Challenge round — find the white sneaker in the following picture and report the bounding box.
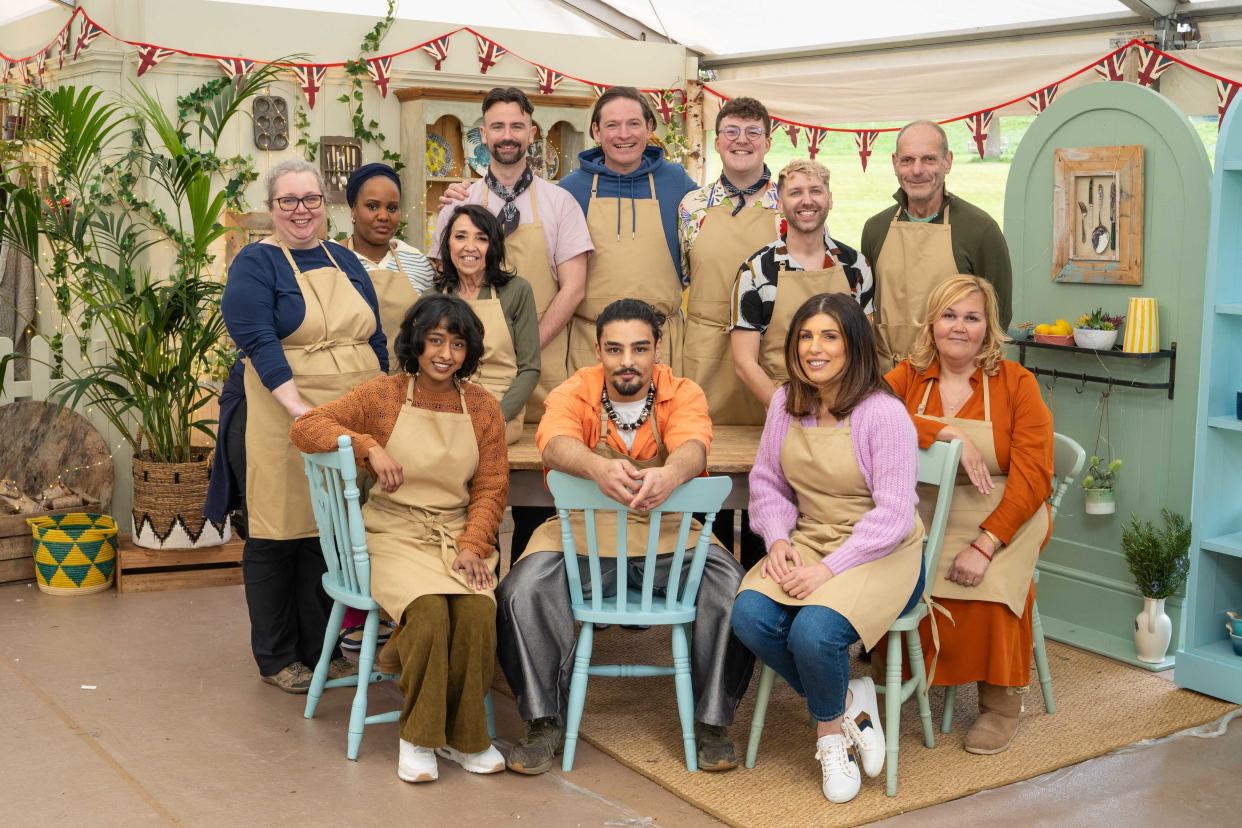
[435,743,505,774]
[398,739,438,782]
[843,676,885,778]
[815,734,861,804]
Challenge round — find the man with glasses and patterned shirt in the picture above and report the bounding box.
[678,96,781,569]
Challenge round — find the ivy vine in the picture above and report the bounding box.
[338,0,403,171]
[293,99,317,162]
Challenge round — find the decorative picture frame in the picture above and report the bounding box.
[1052,145,1144,285]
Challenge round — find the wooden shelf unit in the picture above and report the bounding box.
[1174,104,1242,703]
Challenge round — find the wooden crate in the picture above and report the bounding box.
[0,508,75,584]
[116,533,244,593]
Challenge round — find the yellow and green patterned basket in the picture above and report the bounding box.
[27,513,118,596]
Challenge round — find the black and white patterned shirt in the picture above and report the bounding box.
[729,225,875,333]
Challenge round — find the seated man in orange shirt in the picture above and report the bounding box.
[496,298,754,775]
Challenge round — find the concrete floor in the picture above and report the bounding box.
[2,579,1240,827]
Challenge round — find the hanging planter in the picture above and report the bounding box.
[1082,387,1121,516]
[1084,485,1117,514]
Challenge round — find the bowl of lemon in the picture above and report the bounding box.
[1033,319,1075,346]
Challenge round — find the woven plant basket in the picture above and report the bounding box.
[131,429,231,549]
[29,513,118,595]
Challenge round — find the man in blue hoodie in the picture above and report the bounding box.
[559,86,697,375]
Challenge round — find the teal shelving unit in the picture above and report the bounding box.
[1173,103,1242,703]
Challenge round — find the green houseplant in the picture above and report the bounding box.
[1081,454,1122,515]
[0,69,280,547]
[1121,509,1191,663]
[1072,307,1125,350]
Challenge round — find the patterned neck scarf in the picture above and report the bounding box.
[719,164,772,217]
[485,165,534,236]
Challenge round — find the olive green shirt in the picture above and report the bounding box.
[861,189,1012,328]
[433,277,540,422]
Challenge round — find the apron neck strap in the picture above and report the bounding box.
[319,241,343,272]
[916,381,934,415]
[917,366,991,420]
[892,198,951,225]
[277,241,301,274]
[405,376,415,405]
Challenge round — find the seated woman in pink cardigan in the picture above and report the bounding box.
[730,293,925,806]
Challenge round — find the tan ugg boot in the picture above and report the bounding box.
[963,682,1023,755]
[375,624,403,675]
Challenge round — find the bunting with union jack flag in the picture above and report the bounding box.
[73,19,104,61]
[1218,79,1240,128]
[216,57,254,84]
[536,66,565,95]
[1134,50,1174,88]
[367,56,393,97]
[421,36,451,71]
[854,130,879,170]
[1094,49,1129,82]
[966,111,993,159]
[783,122,800,147]
[474,34,507,74]
[135,45,177,77]
[292,64,328,109]
[806,127,827,161]
[1026,83,1059,113]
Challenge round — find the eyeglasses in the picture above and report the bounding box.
[271,194,324,211]
[719,125,767,142]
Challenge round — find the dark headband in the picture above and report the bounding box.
[345,162,401,207]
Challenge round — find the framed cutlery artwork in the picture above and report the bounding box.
[319,136,363,204]
[1052,145,1144,285]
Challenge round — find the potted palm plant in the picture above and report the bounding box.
[1081,455,1122,515]
[1121,509,1191,663]
[0,70,278,548]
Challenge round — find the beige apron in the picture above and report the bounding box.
[738,417,924,649]
[875,203,958,371]
[243,242,382,540]
[683,201,775,426]
[522,405,708,560]
[363,380,497,619]
[464,284,524,445]
[758,262,852,384]
[913,376,1049,616]
[345,237,421,373]
[486,187,564,424]
[568,174,684,375]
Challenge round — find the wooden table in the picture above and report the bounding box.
[507,426,762,510]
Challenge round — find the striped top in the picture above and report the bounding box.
[347,237,437,293]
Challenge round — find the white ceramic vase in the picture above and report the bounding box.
[1135,597,1173,664]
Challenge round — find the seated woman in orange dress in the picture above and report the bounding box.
[879,275,1053,755]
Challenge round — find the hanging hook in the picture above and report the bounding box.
[1075,373,1088,394]
[1044,368,1059,393]
[1104,376,1114,399]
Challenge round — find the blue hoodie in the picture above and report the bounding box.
[560,145,697,285]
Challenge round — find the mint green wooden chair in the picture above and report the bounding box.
[547,470,732,773]
[939,432,1085,731]
[744,439,962,798]
[301,435,495,759]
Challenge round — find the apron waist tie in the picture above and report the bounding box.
[289,338,369,354]
[920,596,954,689]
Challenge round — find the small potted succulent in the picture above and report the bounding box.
[1082,455,1122,515]
[1073,307,1125,350]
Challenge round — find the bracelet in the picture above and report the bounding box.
[969,541,993,561]
[981,528,1002,548]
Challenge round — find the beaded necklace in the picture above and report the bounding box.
[601,381,656,431]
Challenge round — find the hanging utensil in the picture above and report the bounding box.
[1078,200,1088,245]
[1109,181,1117,253]
[1092,182,1110,254]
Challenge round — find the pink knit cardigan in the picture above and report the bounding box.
[748,386,919,575]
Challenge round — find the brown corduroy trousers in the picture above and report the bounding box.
[397,594,495,752]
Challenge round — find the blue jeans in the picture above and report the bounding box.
[731,566,925,721]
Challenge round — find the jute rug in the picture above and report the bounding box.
[530,629,1237,828]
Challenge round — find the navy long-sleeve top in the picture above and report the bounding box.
[221,241,389,389]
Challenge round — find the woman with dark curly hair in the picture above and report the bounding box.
[434,204,540,443]
[291,293,509,783]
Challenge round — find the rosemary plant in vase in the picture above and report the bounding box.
[1121,509,1191,663]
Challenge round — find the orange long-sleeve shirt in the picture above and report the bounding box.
[289,373,508,555]
[885,358,1053,544]
[536,363,712,461]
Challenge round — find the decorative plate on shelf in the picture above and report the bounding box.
[464,123,490,176]
[527,139,560,179]
[425,133,454,178]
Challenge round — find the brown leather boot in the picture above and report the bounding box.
[964,682,1023,755]
[375,624,403,675]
